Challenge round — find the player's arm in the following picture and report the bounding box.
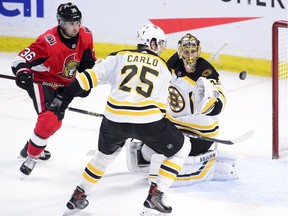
[11,38,48,90]
[46,55,115,118]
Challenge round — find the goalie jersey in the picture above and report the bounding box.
[166,53,226,139]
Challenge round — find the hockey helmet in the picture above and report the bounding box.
[57,2,82,23]
[137,24,167,54]
[177,33,201,68]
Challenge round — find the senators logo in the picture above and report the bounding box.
[168,86,185,112]
[57,54,79,80]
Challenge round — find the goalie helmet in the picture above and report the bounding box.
[178,33,201,71]
[57,2,82,23]
[137,24,167,55]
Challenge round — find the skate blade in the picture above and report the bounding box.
[20,173,28,180]
[63,208,81,216]
[140,207,170,216]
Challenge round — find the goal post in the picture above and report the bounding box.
[272,20,288,159]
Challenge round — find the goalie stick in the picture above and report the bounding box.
[208,41,229,62]
[85,130,254,156]
[183,130,254,145]
[68,107,254,145]
[0,74,64,88]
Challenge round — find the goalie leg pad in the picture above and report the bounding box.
[148,150,217,187]
[214,151,238,181]
[126,141,150,174]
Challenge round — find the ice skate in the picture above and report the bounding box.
[140,183,172,216]
[20,142,51,160]
[20,156,37,176]
[63,186,89,216]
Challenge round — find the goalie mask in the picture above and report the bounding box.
[178,33,201,73]
[137,24,167,55]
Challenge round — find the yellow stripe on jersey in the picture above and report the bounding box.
[82,172,100,183]
[171,69,196,85]
[177,125,219,137]
[163,159,182,171]
[158,159,182,180]
[86,162,105,176]
[76,69,98,91]
[159,169,177,180]
[106,95,166,116]
[106,105,162,116]
[166,112,218,129]
[108,95,166,107]
[82,162,105,184]
[201,97,217,114]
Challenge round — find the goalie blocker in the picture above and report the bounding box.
[126,141,238,187]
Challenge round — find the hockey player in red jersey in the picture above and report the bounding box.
[11,2,96,176]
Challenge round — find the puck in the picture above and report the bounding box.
[239,71,247,80]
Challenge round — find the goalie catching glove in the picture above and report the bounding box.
[192,77,219,115]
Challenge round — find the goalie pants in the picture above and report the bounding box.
[188,136,213,156]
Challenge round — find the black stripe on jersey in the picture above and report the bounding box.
[160,164,179,176]
[160,108,166,114]
[83,70,93,89]
[84,167,102,180]
[176,124,219,134]
[107,101,159,111]
[189,91,194,113]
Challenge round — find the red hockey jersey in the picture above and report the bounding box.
[12,26,96,87]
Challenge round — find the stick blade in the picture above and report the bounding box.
[231,129,254,144]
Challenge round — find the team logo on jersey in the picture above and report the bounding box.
[57,54,79,80]
[167,144,174,149]
[168,86,185,112]
[202,69,212,77]
[44,34,56,46]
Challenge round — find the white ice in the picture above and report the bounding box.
[0,52,287,216]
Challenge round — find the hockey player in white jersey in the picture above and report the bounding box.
[126,33,237,186]
[47,24,191,215]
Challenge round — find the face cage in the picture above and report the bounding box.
[178,45,200,67]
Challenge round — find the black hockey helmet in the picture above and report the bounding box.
[56,2,82,23]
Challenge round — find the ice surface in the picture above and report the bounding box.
[0,53,287,216]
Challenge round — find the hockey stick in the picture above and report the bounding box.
[68,107,253,145]
[208,41,229,62]
[68,107,104,117]
[86,130,254,156]
[0,74,64,88]
[183,130,254,145]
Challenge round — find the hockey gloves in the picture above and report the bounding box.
[46,95,72,120]
[192,77,218,115]
[15,70,33,90]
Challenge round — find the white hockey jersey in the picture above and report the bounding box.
[166,54,226,138]
[76,49,171,123]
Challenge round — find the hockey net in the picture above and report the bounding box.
[272,20,288,159]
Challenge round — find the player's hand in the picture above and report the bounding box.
[46,95,71,120]
[16,70,33,90]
